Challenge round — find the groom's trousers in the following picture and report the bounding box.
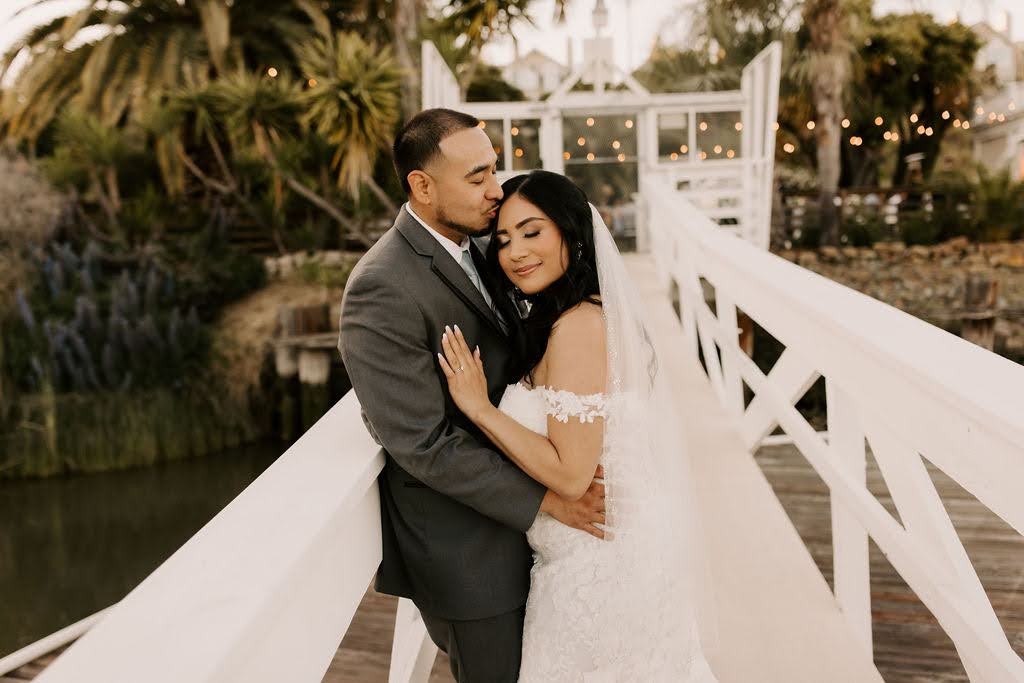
[420,605,526,682]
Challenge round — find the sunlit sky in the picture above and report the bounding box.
[1,0,1022,79]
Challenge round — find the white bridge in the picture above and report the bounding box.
[3,38,1024,683]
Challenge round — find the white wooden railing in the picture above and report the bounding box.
[22,392,429,683]
[642,175,1024,682]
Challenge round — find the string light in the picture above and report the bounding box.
[307,78,317,87]
[734,122,743,131]
[883,131,892,140]
[773,121,780,131]
[577,136,586,146]
[617,153,626,162]
[267,67,278,77]
[511,126,519,136]
[806,121,816,130]
[670,152,679,160]
[916,124,926,134]
[962,121,970,129]
[726,149,736,158]
[783,143,796,153]
[976,106,984,115]
[713,144,722,154]
[478,121,487,129]
[841,118,850,128]
[953,119,962,128]
[909,113,918,123]
[515,148,524,158]
[624,119,634,129]
[700,121,709,131]
[680,144,688,153]
[700,151,708,160]
[874,116,884,125]
[612,140,621,150]
[941,110,950,120]
[1010,102,1017,111]
[586,117,595,127]
[563,151,571,160]
[925,127,934,136]
[586,152,596,161]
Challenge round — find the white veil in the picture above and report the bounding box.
[590,203,719,679]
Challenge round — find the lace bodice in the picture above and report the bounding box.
[497,382,610,560]
[496,382,716,682]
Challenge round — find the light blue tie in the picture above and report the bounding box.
[459,248,493,310]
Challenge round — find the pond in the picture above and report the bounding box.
[0,441,282,657]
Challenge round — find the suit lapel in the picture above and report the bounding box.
[395,208,506,336]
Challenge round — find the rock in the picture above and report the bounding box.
[278,255,294,278]
[797,251,818,266]
[820,246,840,261]
[841,247,859,259]
[944,236,970,252]
[322,250,344,266]
[909,245,931,259]
[263,257,278,277]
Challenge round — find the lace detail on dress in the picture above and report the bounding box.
[537,386,609,423]
[497,382,715,683]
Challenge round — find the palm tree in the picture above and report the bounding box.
[801,0,853,247]
[0,0,347,144]
[438,0,570,98]
[296,32,401,199]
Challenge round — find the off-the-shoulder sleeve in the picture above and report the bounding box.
[539,386,610,424]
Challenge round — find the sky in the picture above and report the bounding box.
[1,0,1023,76]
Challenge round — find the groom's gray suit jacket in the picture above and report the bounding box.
[338,207,546,621]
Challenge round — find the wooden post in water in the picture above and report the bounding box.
[961,272,998,351]
[298,349,331,431]
[274,344,300,442]
[275,302,334,438]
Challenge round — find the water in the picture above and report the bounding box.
[0,441,282,657]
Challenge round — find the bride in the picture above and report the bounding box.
[438,170,718,681]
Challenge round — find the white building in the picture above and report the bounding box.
[971,21,1021,85]
[971,81,1024,180]
[501,48,570,100]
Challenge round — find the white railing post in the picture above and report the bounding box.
[825,379,872,658]
[388,598,437,683]
[715,291,746,420]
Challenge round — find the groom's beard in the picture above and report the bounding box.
[437,205,490,239]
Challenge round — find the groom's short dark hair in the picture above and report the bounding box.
[393,108,481,194]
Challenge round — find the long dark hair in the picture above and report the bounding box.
[485,170,601,385]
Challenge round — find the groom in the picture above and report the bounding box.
[338,108,607,681]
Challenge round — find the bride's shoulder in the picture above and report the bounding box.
[550,300,605,347]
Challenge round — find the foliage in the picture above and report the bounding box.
[640,1,981,193]
[296,32,401,195]
[845,12,981,185]
[0,0,381,142]
[0,148,67,314]
[969,168,1024,242]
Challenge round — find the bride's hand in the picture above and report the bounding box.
[438,324,491,422]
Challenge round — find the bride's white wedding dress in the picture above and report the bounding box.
[498,382,718,682]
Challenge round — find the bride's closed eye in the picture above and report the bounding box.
[497,231,540,249]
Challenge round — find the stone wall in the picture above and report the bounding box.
[774,238,1024,361]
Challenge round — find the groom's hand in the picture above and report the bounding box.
[540,465,608,540]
